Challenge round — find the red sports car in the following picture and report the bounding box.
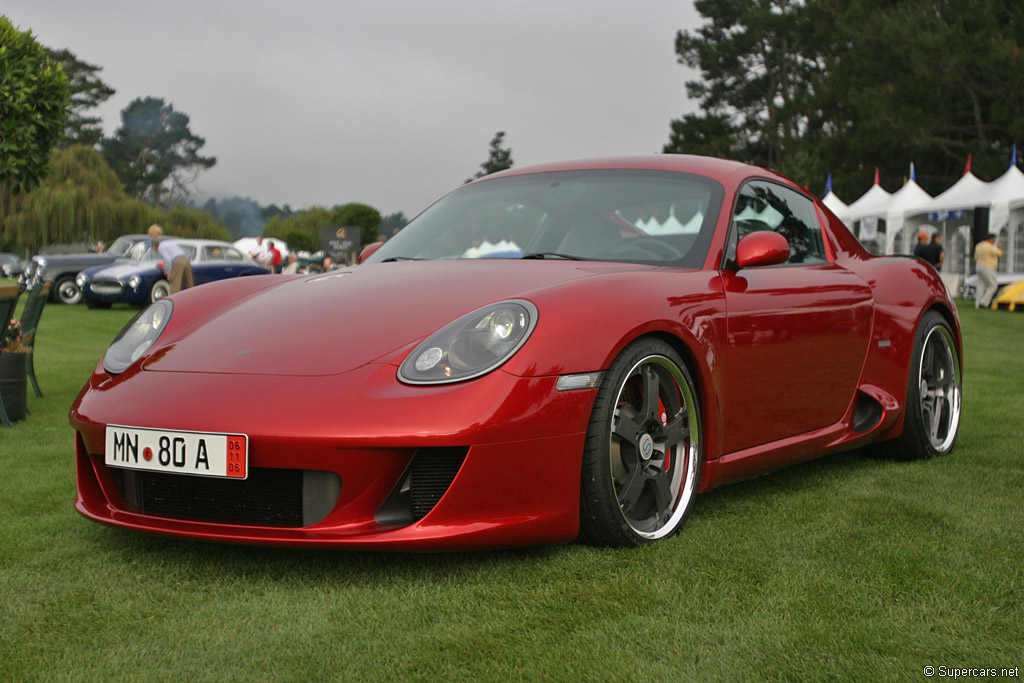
[71,155,962,550]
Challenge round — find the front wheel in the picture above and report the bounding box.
[579,339,702,547]
[54,276,83,305]
[879,310,962,460]
[150,281,171,303]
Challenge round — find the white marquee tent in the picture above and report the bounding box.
[833,159,1024,286]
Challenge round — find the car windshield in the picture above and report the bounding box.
[365,169,723,268]
[107,236,139,257]
[0,254,18,266]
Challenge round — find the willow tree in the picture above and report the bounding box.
[0,146,227,252]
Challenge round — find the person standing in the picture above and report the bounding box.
[922,233,945,270]
[913,231,929,260]
[147,224,193,294]
[267,240,282,274]
[249,236,271,271]
[973,233,1003,309]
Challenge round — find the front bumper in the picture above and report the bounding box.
[71,362,597,550]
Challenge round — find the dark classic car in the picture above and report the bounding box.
[77,238,269,307]
[71,155,962,551]
[32,234,149,304]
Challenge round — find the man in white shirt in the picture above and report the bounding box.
[147,224,193,294]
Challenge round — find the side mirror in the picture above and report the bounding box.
[735,231,790,269]
[358,242,383,264]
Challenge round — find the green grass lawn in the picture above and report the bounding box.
[1,303,1022,681]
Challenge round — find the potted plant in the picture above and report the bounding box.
[1,317,28,423]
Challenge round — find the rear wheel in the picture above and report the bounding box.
[879,310,961,460]
[579,339,702,547]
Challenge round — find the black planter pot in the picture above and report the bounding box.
[0,352,28,424]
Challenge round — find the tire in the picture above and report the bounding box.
[879,310,962,460]
[54,276,83,305]
[579,338,702,547]
[150,281,171,303]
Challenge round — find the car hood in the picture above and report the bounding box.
[143,260,649,376]
[87,262,158,280]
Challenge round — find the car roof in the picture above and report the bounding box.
[482,154,792,187]
[159,238,237,248]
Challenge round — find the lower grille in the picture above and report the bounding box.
[91,280,125,295]
[113,467,340,527]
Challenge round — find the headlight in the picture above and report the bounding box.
[398,300,538,384]
[128,275,142,290]
[102,300,173,374]
[75,273,87,287]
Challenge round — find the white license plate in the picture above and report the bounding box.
[105,425,248,479]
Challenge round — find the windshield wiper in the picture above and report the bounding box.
[520,252,587,261]
[380,256,423,262]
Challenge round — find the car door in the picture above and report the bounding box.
[192,245,239,285]
[720,180,873,454]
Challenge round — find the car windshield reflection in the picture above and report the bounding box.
[366,169,723,268]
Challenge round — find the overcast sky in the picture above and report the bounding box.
[6,1,701,218]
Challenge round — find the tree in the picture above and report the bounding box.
[0,146,227,253]
[263,202,383,249]
[810,0,1024,195]
[379,211,409,239]
[666,0,1024,197]
[101,96,216,207]
[665,0,823,181]
[332,202,382,245]
[45,48,115,148]
[466,131,513,183]
[0,16,69,193]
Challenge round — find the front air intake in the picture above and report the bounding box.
[375,447,468,525]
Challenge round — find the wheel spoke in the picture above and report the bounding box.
[616,463,645,512]
[613,411,642,444]
[648,470,673,523]
[662,414,687,449]
[640,366,660,421]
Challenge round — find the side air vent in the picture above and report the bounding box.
[375,447,468,526]
[852,394,884,434]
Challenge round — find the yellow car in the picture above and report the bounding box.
[992,280,1024,311]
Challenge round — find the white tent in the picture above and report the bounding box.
[883,178,933,254]
[822,190,848,221]
[843,182,893,222]
[922,171,994,214]
[987,165,1024,273]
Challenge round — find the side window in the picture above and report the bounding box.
[223,247,243,261]
[732,181,826,265]
[202,246,225,260]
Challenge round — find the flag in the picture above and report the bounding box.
[964,154,972,175]
[873,168,880,185]
[1012,146,1018,168]
[909,162,917,183]
[825,173,833,196]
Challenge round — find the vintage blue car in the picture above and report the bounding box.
[77,238,269,307]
